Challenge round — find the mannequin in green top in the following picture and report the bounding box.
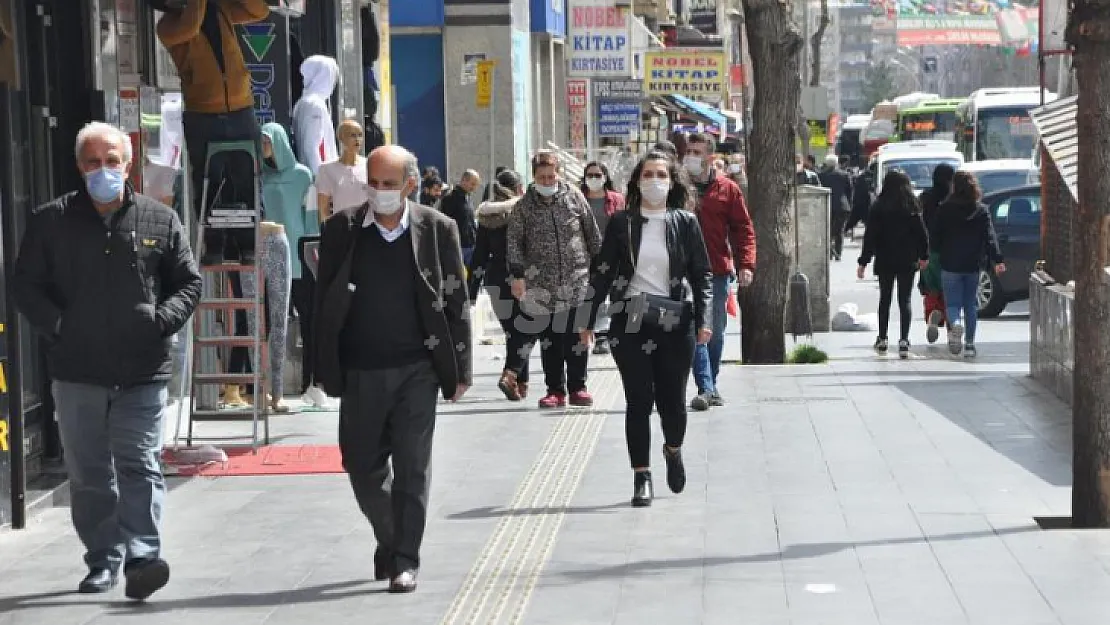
[256,122,319,409]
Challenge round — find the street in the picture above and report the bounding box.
[1,240,1106,624]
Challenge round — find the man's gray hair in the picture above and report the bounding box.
[404,152,420,183]
[75,122,132,163]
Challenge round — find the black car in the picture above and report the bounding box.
[977,184,1041,317]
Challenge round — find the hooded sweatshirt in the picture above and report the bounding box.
[293,55,340,175]
[930,198,1004,274]
[261,122,316,279]
[467,197,519,300]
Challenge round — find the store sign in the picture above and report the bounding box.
[567,79,589,150]
[896,16,1002,46]
[643,49,727,100]
[568,1,631,77]
[241,17,292,127]
[592,79,641,99]
[597,99,639,137]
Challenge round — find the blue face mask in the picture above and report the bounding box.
[85,167,126,204]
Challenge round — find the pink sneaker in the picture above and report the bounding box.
[538,392,566,408]
[569,390,593,407]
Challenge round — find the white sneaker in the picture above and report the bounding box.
[947,324,964,356]
[303,385,338,410]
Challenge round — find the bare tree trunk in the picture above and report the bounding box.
[1067,0,1110,528]
[740,0,804,364]
[810,0,831,88]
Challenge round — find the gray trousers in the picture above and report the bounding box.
[52,380,169,572]
[339,360,439,572]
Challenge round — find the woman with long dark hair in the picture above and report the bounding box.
[857,170,930,358]
[579,161,625,355]
[468,170,534,399]
[579,151,712,507]
[931,171,1006,357]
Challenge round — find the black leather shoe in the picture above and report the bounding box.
[663,445,686,494]
[124,558,170,601]
[632,471,654,507]
[389,569,418,593]
[374,548,394,581]
[78,568,117,594]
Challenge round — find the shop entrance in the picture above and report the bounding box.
[19,0,95,488]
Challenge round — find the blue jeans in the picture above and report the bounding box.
[53,381,169,572]
[692,275,731,394]
[941,271,979,344]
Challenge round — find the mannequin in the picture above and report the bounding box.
[316,119,369,221]
[292,55,340,176]
[155,0,269,263]
[223,123,307,411]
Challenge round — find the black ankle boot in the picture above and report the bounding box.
[632,471,654,507]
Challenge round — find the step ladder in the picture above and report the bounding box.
[185,140,269,452]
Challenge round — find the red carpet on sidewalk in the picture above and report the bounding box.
[164,445,344,477]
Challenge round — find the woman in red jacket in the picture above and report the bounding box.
[580,161,625,354]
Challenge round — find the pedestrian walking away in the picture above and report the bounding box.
[917,163,956,343]
[818,154,854,261]
[313,145,471,594]
[468,169,537,401]
[857,170,930,359]
[12,122,202,600]
[682,133,756,411]
[579,161,626,355]
[580,150,713,507]
[930,171,1006,358]
[507,150,603,409]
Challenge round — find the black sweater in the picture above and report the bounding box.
[930,198,1004,274]
[858,199,929,276]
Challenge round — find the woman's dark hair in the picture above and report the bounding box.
[579,161,614,195]
[875,170,920,214]
[624,151,692,213]
[490,169,523,201]
[931,163,956,191]
[951,170,982,202]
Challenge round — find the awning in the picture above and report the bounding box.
[719,109,744,132]
[666,94,728,130]
[1030,95,1077,202]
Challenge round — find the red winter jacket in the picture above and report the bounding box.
[695,171,756,276]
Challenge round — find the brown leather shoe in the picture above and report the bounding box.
[389,569,418,593]
[497,370,521,401]
[517,381,529,399]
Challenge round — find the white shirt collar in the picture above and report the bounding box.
[362,199,411,242]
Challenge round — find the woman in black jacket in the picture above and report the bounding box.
[468,170,535,400]
[931,171,1006,358]
[579,151,713,508]
[857,171,930,358]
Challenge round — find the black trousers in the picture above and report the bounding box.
[610,317,695,469]
[485,284,532,383]
[182,107,261,260]
[830,209,849,259]
[340,361,439,573]
[878,271,916,341]
[516,306,589,395]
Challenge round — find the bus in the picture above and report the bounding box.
[896,98,966,142]
[835,114,871,168]
[955,88,1057,162]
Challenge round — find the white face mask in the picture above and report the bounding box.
[585,177,606,192]
[370,187,404,215]
[729,163,742,174]
[683,155,704,176]
[638,179,670,207]
[535,183,558,197]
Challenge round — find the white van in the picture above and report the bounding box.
[871,140,964,196]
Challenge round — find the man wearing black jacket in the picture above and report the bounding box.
[439,169,480,264]
[818,154,854,261]
[12,122,201,600]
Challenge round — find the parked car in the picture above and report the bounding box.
[960,159,1038,196]
[977,184,1041,317]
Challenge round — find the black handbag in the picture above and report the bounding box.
[624,218,689,331]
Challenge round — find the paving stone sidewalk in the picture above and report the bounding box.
[2,321,1109,625]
